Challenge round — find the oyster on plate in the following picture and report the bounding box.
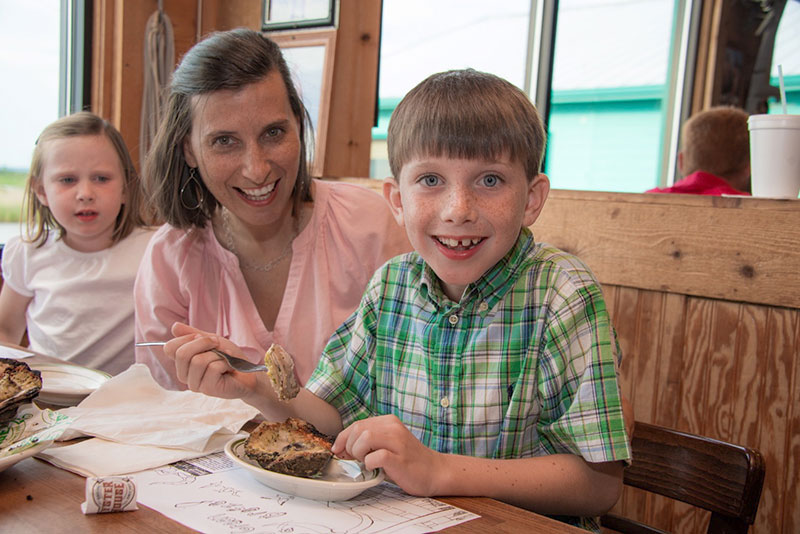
[0,358,43,425]
[244,417,333,478]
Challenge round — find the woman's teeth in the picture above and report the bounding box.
[437,237,482,249]
[239,182,276,200]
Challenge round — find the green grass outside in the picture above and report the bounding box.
[0,169,27,222]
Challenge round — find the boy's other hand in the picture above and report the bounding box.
[332,414,442,497]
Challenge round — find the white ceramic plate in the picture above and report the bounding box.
[0,439,53,473]
[30,363,110,406]
[225,437,385,501]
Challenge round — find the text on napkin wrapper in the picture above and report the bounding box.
[81,476,138,514]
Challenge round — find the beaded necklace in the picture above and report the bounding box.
[221,208,297,272]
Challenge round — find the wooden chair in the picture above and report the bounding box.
[601,422,765,534]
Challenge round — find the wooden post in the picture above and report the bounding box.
[321,0,381,178]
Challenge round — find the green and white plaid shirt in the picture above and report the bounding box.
[307,227,630,531]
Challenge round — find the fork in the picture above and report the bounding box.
[136,341,268,373]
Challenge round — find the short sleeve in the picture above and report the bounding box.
[134,226,191,389]
[306,272,383,427]
[535,278,631,464]
[1,236,33,297]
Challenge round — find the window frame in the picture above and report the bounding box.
[268,29,338,178]
[59,0,92,116]
[262,0,336,31]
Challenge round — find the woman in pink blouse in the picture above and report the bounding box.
[135,29,410,389]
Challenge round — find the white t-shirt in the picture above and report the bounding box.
[2,227,156,375]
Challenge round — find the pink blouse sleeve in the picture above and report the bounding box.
[134,226,191,389]
[276,181,411,383]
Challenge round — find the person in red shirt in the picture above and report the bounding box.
[647,106,751,196]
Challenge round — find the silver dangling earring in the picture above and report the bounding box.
[179,167,205,210]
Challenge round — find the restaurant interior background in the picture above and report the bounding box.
[1,3,799,534]
[0,0,798,245]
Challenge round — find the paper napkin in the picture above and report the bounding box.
[37,433,242,477]
[36,364,260,477]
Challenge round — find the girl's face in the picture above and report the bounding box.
[35,134,127,252]
[182,70,302,231]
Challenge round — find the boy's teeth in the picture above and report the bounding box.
[438,237,481,248]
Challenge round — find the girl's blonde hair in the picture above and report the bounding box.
[23,111,147,247]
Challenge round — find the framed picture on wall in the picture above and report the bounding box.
[270,29,337,177]
[262,0,335,31]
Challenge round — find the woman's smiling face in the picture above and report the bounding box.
[182,70,302,227]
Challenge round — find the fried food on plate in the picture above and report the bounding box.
[244,417,333,478]
[0,358,42,425]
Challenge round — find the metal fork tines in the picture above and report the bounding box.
[136,341,268,373]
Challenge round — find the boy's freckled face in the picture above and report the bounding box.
[386,155,548,301]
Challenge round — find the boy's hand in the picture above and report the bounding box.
[332,414,442,496]
[167,322,265,403]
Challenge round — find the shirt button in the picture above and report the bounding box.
[478,301,489,312]
[440,397,450,408]
[448,314,458,325]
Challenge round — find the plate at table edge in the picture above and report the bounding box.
[224,437,385,501]
[0,439,53,473]
[29,362,111,406]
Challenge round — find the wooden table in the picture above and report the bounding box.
[1,343,585,533]
[0,457,585,533]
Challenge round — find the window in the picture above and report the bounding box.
[0,3,61,244]
[271,30,337,177]
[0,1,88,245]
[544,0,682,192]
[371,0,694,195]
[371,0,531,179]
[768,0,800,114]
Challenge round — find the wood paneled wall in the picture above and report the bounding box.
[91,0,379,178]
[92,0,204,168]
[533,190,800,534]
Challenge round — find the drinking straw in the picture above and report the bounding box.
[778,64,788,114]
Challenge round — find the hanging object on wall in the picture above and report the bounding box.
[140,0,174,171]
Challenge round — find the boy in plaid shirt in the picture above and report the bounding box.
[169,69,631,531]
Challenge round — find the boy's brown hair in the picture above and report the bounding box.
[387,69,546,180]
[23,111,147,247]
[680,106,750,178]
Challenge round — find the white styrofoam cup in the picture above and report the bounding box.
[748,114,800,199]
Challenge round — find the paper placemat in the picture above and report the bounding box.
[132,452,480,534]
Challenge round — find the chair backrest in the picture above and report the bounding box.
[601,421,765,534]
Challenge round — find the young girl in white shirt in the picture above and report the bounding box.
[0,111,155,375]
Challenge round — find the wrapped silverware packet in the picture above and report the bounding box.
[80,476,139,514]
